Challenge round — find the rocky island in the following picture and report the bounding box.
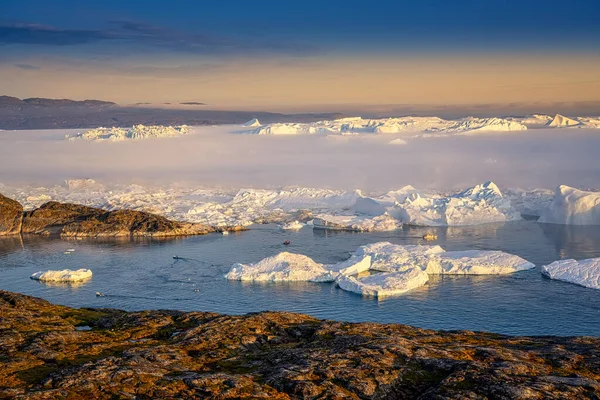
[0,193,242,237]
[0,290,598,399]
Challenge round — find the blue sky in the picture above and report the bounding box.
[0,0,599,109]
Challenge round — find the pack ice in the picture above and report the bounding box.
[542,258,600,290]
[312,214,402,232]
[30,269,93,282]
[538,186,600,225]
[67,125,189,141]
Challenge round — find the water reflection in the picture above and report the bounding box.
[539,223,600,260]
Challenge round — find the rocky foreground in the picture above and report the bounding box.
[0,291,599,399]
[0,193,242,237]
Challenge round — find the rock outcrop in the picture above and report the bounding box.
[1,290,599,399]
[0,193,241,237]
[0,193,23,235]
[21,201,215,237]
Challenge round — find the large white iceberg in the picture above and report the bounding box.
[353,182,521,226]
[313,214,402,232]
[542,258,600,290]
[328,255,372,276]
[354,242,533,275]
[538,186,600,225]
[30,269,93,282]
[357,242,445,272]
[548,114,581,128]
[225,252,334,282]
[68,125,189,141]
[336,269,429,297]
[429,250,535,275]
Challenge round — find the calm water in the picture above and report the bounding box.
[1,221,600,336]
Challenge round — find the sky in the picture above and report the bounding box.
[1,0,599,112]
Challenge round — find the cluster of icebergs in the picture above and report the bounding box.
[67,125,189,141]
[240,114,600,137]
[3,180,599,229]
[241,116,528,136]
[225,242,535,297]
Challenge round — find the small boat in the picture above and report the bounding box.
[422,233,438,241]
[283,240,291,245]
[173,255,182,260]
[95,292,105,297]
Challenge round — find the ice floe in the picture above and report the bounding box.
[542,258,600,289]
[30,269,93,282]
[336,269,429,297]
[224,252,334,282]
[67,125,189,141]
[538,186,600,225]
[313,214,402,232]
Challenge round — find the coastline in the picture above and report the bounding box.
[1,290,598,399]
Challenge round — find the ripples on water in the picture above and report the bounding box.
[1,221,600,336]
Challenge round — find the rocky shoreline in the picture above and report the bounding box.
[0,193,243,237]
[0,290,598,399]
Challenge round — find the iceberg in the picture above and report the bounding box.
[429,250,535,275]
[242,118,261,127]
[354,242,534,275]
[542,258,600,290]
[30,269,92,283]
[336,268,429,297]
[327,255,372,276]
[548,114,581,128]
[357,242,445,272]
[68,125,189,141]
[280,221,304,230]
[313,214,402,232]
[390,181,521,226]
[538,186,600,225]
[225,252,334,282]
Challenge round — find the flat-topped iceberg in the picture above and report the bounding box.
[538,186,600,225]
[357,242,445,272]
[313,214,402,232]
[225,252,334,282]
[30,269,92,282]
[542,258,600,290]
[336,269,429,297]
[68,125,189,141]
[430,250,535,275]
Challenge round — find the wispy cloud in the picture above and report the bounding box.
[0,21,317,56]
[15,63,40,70]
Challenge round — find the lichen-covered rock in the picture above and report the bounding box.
[21,201,215,237]
[1,290,599,399]
[0,193,23,235]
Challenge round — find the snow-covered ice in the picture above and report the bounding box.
[30,269,93,283]
[336,269,429,297]
[429,250,535,275]
[327,255,372,276]
[548,114,581,128]
[542,258,600,290]
[356,242,445,272]
[67,125,189,141]
[224,252,334,282]
[313,214,402,232]
[538,186,600,225]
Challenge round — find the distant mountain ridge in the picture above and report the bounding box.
[0,95,344,130]
[0,95,116,107]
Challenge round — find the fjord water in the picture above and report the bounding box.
[1,221,599,336]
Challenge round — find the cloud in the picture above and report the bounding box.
[15,63,40,70]
[0,21,317,56]
[0,23,116,46]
